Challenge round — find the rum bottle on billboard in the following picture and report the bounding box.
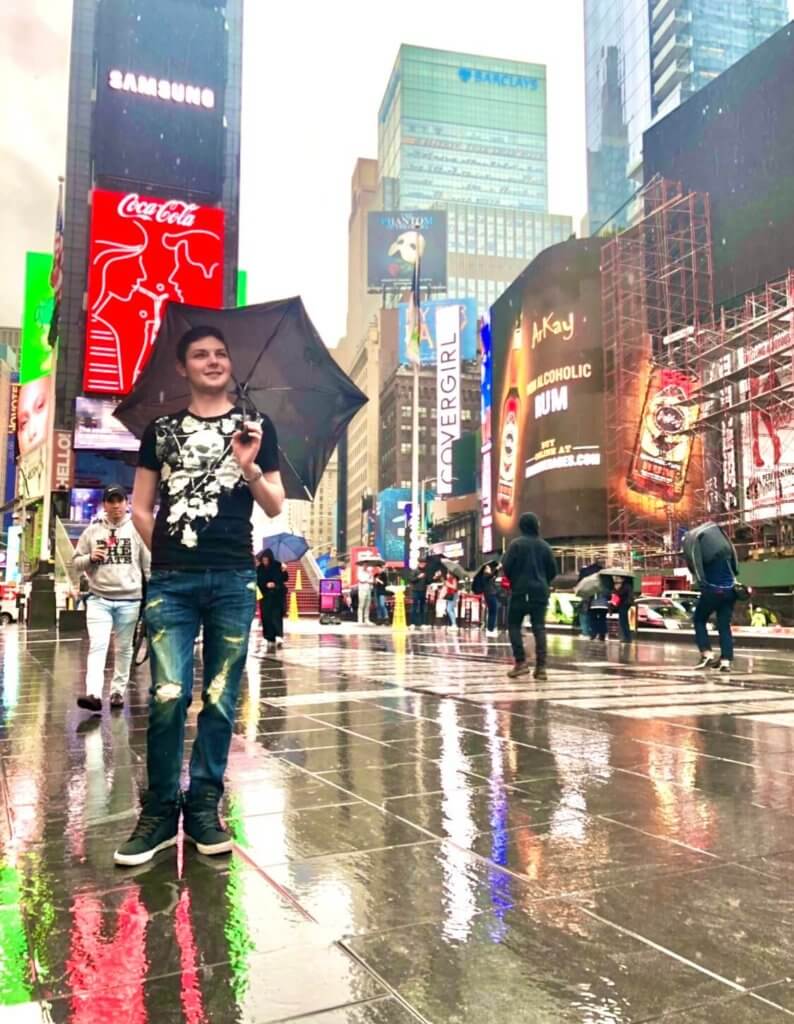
[496,321,522,516]
[627,366,699,503]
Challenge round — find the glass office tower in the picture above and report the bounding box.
[585,0,789,232]
[377,45,572,314]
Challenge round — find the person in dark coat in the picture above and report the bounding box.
[588,577,611,642]
[501,513,558,680]
[409,558,430,629]
[257,549,289,649]
[482,564,500,637]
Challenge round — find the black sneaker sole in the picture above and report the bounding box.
[113,834,178,867]
[77,696,102,712]
[183,833,233,856]
[506,665,531,679]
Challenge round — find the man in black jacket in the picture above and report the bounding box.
[502,513,558,680]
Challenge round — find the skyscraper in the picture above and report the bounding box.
[378,45,572,314]
[585,0,789,232]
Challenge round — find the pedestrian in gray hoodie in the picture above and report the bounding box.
[72,485,150,712]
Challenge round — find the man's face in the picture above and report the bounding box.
[178,337,232,394]
[103,495,126,523]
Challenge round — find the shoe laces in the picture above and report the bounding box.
[130,810,168,839]
[189,801,222,833]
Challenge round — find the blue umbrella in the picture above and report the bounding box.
[258,533,309,563]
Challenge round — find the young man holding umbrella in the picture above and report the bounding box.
[114,325,284,866]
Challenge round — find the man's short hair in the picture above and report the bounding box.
[176,325,227,365]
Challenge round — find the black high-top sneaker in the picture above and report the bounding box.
[114,790,180,866]
[183,787,233,856]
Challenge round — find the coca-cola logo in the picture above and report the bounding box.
[117,193,199,227]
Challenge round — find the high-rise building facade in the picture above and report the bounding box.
[585,0,789,232]
[57,0,243,428]
[377,46,572,315]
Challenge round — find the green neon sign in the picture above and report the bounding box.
[20,251,56,384]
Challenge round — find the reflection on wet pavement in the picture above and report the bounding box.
[3,628,794,1020]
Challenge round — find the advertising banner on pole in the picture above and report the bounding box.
[436,303,461,496]
[20,252,56,384]
[397,298,476,365]
[83,189,224,394]
[367,210,447,292]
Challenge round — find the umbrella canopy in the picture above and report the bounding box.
[599,566,633,579]
[114,299,368,500]
[357,555,385,567]
[471,559,500,595]
[442,559,468,580]
[258,533,309,564]
[574,573,602,599]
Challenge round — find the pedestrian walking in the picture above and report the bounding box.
[576,560,602,637]
[72,485,150,712]
[588,578,610,642]
[502,513,558,680]
[444,572,460,629]
[613,576,635,641]
[257,548,288,649]
[373,568,389,623]
[357,566,374,625]
[114,325,284,866]
[482,564,499,637]
[409,558,429,629]
[683,521,741,672]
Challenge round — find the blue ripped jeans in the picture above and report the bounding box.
[144,569,256,802]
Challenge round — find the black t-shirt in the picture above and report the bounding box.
[138,406,279,571]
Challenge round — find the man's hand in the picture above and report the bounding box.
[90,545,107,564]
[266,581,276,590]
[231,421,263,475]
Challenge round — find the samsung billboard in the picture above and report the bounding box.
[94,0,227,199]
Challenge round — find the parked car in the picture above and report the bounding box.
[0,596,19,625]
[634,596,692,630]
[661,589,699,614]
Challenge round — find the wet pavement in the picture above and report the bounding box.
[3,625,794,1021]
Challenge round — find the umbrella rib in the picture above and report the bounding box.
[239,303,295,390]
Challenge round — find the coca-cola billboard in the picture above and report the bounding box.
[94,0,227,198]
[83,188,224,395]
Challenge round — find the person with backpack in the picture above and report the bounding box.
[502,513,558,680]
[683,521,741,672]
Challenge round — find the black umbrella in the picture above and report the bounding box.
[472,558,500,595]
[114,299,368,500]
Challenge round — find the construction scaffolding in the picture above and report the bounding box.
[601,177,714,566]
[689,271,794,553]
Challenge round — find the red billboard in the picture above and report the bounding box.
[83,188,224,394]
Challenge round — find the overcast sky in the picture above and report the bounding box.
[2,0,791,348]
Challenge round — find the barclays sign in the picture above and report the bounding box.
[458,67,540,90]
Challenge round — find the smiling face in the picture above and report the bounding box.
[177,335,232,395]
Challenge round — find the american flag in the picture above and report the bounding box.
[48,178,65,347]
